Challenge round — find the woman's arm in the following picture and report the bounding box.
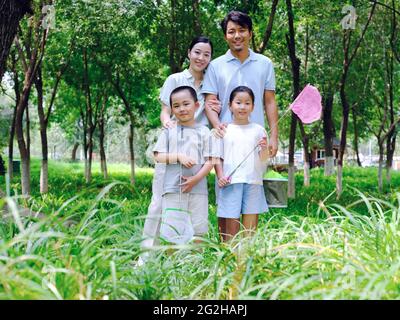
[160,103,176,128]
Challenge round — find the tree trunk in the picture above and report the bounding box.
[169,0,180,73]
[15,80,32,196]
[378,143,384,193]
[386,44,396,185]
[191,0,202,35]
[80,107,89,181]
[351,105,362,167]
[386,134,396,185]
[8,51,21,181]
[35,66,49,193]
[286,0,301,197]
[0,0,32,80]
[299,122,311,187]
[112,76,136,185]
[337,32,351,199]
[337,84,350,199]
[26,99,30,159]
[99,105,108,179]
[83,48,93,184]
[128,118,135,185]
[336,164,343,198]
[8,105,17,181]
[87,132,93,183]
[71,142,79,161]
[288,114,297,198]
[323,94,335,176]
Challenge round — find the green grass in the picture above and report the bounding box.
[0,159,400,299]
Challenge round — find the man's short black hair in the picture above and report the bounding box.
[220,10,253,35]
[169,86,198,106]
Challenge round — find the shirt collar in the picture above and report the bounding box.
[183,69,193,79]
[225,48,258,63]
[183,68,203,88]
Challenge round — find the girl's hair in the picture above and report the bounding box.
[188,36,213,55]
[229,86,255,104]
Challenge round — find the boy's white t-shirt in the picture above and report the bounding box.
[221,123,268,185]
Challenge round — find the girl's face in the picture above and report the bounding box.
[229,92,254,121]
[188,42,212,73]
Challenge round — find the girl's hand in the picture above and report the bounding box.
[180,176,198,193]
[178,154,196,168]
[258,136,268,150]
[218,176,230,188]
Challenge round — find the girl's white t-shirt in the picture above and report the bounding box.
[221,123,268,185]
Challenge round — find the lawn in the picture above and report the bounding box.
[0,159,400,299]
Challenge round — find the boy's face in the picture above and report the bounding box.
[224,21,252,53]
[170,90,199,124]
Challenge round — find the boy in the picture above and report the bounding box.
[153,86,220,242]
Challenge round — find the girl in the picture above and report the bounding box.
[216,86,269,241]
[139,36,219,264]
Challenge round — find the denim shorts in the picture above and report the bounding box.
[217,183,268,219]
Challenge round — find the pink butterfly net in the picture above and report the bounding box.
[290,84,322,124]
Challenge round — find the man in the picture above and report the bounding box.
[202,10,279,238]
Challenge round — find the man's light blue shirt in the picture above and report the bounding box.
[201,49,276,128]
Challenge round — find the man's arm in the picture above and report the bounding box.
[264,90,279,157]
[205,94,221,129]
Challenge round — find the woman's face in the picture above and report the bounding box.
[188,42,212,73]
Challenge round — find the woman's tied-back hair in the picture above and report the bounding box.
[220,10,253,35]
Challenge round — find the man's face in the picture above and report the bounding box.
[224,21,252,53]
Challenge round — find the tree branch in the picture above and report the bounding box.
[257,0,279,54]
[348,1,377,66]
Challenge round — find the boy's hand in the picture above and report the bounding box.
[178,154,196,168]
[218,176,230,188]
[180,176,199,193]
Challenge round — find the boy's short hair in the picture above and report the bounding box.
[169,86,198,106]
[220,10,253,35]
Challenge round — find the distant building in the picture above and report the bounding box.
[311,138,340,167]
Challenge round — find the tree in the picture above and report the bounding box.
[0,0,33,80]
[336,1,377,197]
[13,0,51,195]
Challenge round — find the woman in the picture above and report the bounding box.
[139,36,219,265]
